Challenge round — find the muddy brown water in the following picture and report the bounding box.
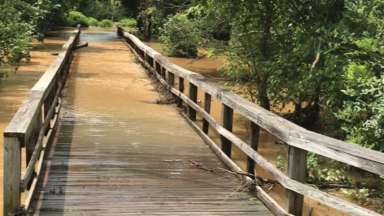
[0,31,72,215]
[32,31,271,215]
[0,30,377,215]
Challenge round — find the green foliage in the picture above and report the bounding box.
[160,13,200,57]
[275,155,285,171]
[119,18,137,28]
[336,73,384,151]
[332,1,384,152]
[99,19,114,27]
[341,188,371,205]
[137,0,192,40]
[0,3,33,67]
[66,10,90,27]
[76,0,125,21]
[203,0,384,153]
[87,17,99,27]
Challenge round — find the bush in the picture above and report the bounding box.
[87,17,99,27]
[119,18,137,28]
[99,19,113,28]
[66,11,89,27]
[0,4,32,66]
[160,14,200,58]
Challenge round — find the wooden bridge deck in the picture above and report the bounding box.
[31,32,271,215]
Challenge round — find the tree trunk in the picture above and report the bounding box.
[260,0,273,59]
[255,0,273,111]
[257,80,270,110]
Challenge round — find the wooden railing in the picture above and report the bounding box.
[3,27,81,215]
[118,27,384,216]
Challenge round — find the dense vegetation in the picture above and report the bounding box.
[1,0,384,210]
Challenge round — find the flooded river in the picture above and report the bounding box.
[0,30,378,215]
[0,31,70,215]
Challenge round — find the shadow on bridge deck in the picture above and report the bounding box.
[31,31,271,215]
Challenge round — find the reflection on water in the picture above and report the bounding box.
[0,33,70,215]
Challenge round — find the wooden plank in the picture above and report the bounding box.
[202,93,211,134]
[21,86,61,190]
[31,40,272,215]
[4,32,79,137]
[247,122,260,175]
[168,72,175,87]
[163,87,381,216]
[221,104,233,157]
[121,31,384,176]
[3,27,81,216]
[182,112,291,216]
[178,77,184,108]
[3,136,21,216]
[188,83,198,121]
[287,147,307,215]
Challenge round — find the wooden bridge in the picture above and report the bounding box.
[3,27,384,216]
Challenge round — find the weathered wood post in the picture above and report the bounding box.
[247,122,260,175]
[168,72,175,87]
[162,67,167,82]
[221,104,233,157]
[3,135,22,215]
[287,147,307,215]
[188,83,198,121]
[178,77,184,107]
[202,93,212,134]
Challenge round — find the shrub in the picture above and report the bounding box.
[99,19,113,28]
[160,13,200,58]
[66,11,89,27]
[119,18,137,28]
[0,4,32,66]
[87,17,99,27]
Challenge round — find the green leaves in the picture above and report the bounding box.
[160,13,200,57]
[0,2,33,67]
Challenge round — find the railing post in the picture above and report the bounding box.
[247,122,260,175]
[202,93,211,134]
[188,83,198,121]
[287,147,307,215]
[4,135,21,215]
[161,67,166,80]
[221,104,233,157]
[178,77,184,107]
[168,72,175,88]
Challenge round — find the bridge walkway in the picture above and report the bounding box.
[31,32,271,215]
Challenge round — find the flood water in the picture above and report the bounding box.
[31,30,272,215]
[0,31,70,215]
[0,30,378,215]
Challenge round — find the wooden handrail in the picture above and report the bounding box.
[118,27,384,216]
[3,27,81,215]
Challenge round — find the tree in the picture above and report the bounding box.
[335,0,384,151]
[137,0,191,40]
[0,2,33,67]
[207,1,346,128]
